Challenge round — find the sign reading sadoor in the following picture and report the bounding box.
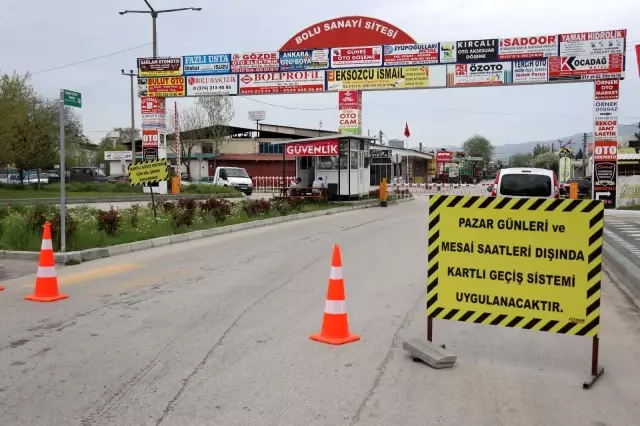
[327,66,446,91]
[427,195,603,337]
[138,57,183,77]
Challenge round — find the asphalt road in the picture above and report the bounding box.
[0,198,639,425]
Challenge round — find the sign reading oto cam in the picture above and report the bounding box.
[427,195,603,337]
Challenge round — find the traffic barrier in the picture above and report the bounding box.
[25,221,68,302]
[310,244,360,345]
[427,195,604,387]
[253,176,294,192]
[389,182,488,197]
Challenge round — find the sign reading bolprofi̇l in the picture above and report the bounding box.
[427,195,603,337]
[128,159,169,186]
[327,66,446,91]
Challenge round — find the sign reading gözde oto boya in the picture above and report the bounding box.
[427,195,603,337]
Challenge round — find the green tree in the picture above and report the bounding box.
[532,152,559,173]
[166,105,208,181]
[0,72,34,166]
[462,135,494,164]
[532,143,551,157]
[196,96,235,170]
[574,148,583,160]
[509,153,534,167]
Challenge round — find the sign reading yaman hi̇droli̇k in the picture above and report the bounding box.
[427,195,603,337]
[128,159,169,186]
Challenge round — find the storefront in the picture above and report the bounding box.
[272,135,376,199]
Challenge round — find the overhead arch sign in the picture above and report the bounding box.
[136,21,627,97]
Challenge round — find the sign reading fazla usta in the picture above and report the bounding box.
[285,140,339,156]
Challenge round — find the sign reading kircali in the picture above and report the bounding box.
[427,194,603,337]
[285,140,339,156]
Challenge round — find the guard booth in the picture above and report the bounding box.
[272,135,375,199]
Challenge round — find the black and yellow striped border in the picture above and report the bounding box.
[127,160,170,186]
[427,195,603,337]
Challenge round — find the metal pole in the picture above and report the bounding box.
[129,72,136,164]
[152,13,158,57]
[59,91,67,253]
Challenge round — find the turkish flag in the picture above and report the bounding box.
[404,122,410,138]
[636,45,640,76]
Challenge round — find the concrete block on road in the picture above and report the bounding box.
[56,252,83,265]
[403,338,457,369]
[169,234,190,244]
[108,243,132,256]
[151,236,172,248]
[188,230,204,241]
[129,240,153,252]
[202,228,219,238]
[3,251,39,261]
[81,248,110,262]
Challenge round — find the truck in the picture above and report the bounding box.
[209,167,253,196]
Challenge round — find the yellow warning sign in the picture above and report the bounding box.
[128,159,169,186]
[427,195,603,337]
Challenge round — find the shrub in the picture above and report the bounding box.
[0,213,31,250]
[129,205,140,228]
[177,198,198,211]
[26,204,49,232]
[287,198,306,212]
[270,199,292,216]
[172,209,194,228]
[50,211,77,246]
[369,188,380,198]
[97,208,121,237]
[242,199,271,217]
[199,197,232,222]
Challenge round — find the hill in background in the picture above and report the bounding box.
[426,123,640,161]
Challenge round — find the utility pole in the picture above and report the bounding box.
[378,130,383,145]
[121,70,138,163]
[583,132,588,177]
[119,1,202,58]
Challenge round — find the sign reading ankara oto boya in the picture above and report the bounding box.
[427,195,603,337]
[128,159,169,186]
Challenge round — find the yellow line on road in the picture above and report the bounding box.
[22,263,144,288]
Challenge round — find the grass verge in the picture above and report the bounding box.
[0,197,349,252]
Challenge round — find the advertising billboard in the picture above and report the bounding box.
[142,129,159,148]
[279,49,329,70]
[559,30,626,56]
[330,46,383,68]
[183,54,231,75]
[327,66,446,91]
[239,71,325,94]
[186,75,238,96]
[498,35,558,60]
[382,43,439,66]
[447,62,511,86]
[455,39,499,63]
[231,52,279,73]
[435,151,453,162]
[439,42,456,63]
[512,59,548,84]
[138,57,183,77]
[548,54,623,80]
[338,90,361,109]
[137,77,186,97]
[141,97,166,129]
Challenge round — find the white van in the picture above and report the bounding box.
[487,167,561,198]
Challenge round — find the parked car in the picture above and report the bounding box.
[487,168,562,198]
[107,175,129,184]
[69,167,109,183]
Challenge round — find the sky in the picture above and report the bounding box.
[2,0,639,149]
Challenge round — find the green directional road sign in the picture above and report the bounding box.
[62,90,82,108]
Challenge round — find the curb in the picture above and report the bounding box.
[602,240,640,303]
[0,198,412,265]
[0,193,241,206]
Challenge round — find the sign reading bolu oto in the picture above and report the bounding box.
[128,159,169,186]
[427,195,603,337]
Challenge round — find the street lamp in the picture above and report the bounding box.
[119,1,202,58]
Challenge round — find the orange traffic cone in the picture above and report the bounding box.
[310,244,360,345]
[25,221,68,302]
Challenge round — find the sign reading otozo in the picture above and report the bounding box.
[427,195,603,337]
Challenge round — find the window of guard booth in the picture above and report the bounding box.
[350,151,358,169]
[300,156,314,170]
[350,140,359,152]
[317,156,348,170]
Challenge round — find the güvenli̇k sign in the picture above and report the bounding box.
[285,140,339,156]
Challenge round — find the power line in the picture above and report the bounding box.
[30,43,151,75]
